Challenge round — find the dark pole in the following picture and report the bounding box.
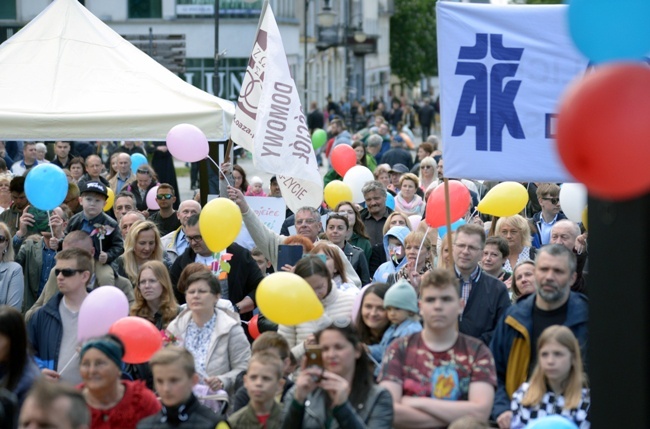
[200,0,221,206]
[344,0,349,106]
[304,0,309,109]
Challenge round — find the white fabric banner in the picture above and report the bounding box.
[231,3,323,213]
[437,2,589,182]
[235,196,286,250]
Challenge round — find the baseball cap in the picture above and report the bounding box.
[389,163,409,174]
[80,181,108,198]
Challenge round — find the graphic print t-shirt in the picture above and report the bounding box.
[378,332,496,400]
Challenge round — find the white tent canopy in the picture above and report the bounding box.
[0,0,234,141]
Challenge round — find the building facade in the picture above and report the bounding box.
[1,0,391,110]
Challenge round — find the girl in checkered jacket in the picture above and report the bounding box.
[510,325,590,429]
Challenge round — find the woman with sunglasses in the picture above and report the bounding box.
[125,164,159,213]
[418,156,438,192]
[334,201,372,263]
[0,221,24,310]
[283,323,394,429]
[112,220,170,287]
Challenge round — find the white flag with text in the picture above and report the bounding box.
[231,3,323,213]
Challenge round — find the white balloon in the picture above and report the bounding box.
[559,183,587,223]
[343,166,375,203]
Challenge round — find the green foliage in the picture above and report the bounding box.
[390,0,438,87]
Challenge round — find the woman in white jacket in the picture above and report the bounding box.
[166,270,250,395]
[278,256,356,361]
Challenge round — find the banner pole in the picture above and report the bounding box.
[444,178,455,269]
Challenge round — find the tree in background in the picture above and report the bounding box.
[390,0,437,89]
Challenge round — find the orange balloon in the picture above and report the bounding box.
[248,314,261,339]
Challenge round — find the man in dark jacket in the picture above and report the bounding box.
[418,98,435,140]
[453,224,511,345]
[307,101,324,133]
[27,248,92,385]
[169,214,263,322]
[489,244,588,428]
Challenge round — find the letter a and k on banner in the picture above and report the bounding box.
[437,2,589,183]
[231,1,323,213]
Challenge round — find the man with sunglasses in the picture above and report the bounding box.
[27,248,92,385]
[25,230,134,322]
[148,183,180,236]
[530,183,566,248]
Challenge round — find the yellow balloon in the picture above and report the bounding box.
[477,182,529,217]
[199,198,242,253]
[103,187,115,212]
[324,180,353,209]
[582,206,588,230]
[257,272,324,326]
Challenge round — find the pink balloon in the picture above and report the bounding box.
[166,123,209,162]
[146,186,160,211]
[78,286,129,342]
[408,215,422,230]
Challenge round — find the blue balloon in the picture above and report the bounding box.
[568,0,650,63]
[525,415,579,429]
[24,164,68,211]
[437,218,466,239]
[386,193,395,210]
[131,153,148,174]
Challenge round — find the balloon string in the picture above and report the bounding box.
[444,179,455,270]
[47,210,55,237]
[207,156,232,188]
[466,208,478,223]
[414,225,430,276]
[58,351,78,375]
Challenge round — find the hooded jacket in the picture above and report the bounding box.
[489,292,588,419]
[372,226,410,283]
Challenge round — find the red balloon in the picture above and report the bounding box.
[557,63,650,200]
[109,317,162,364]
[330,145,357,177]
[425,181,470,228]
[248,314,261,339]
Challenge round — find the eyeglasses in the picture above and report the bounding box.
[0,236,7,243]
[542,197,559,205]
[421,165,433,169]
[453,243,481,253]
[295,218,317,226]
[55,268,85,277]
[156,194,173,200]
[186,235,203,243]
[136,169,150,175]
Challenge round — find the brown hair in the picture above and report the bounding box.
[131,261,179,328]
[248,351,284,380]
[252,332,291,361]
[310,241,348,283]
[149,346,195,378]
[283,235,314,253]
[419,268,460,296]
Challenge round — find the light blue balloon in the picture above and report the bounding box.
[386,193,395,210]
[437,218,466,239]
[568,0,650,63]
[25,164,68,211]
[131,153,148,174]
[525,415,579,429]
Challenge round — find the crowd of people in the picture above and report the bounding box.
[0,107,590,429]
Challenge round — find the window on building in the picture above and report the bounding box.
[129,0,162,18]
[0,1,17,20]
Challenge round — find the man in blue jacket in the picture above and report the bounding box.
[27,248,92,386]
[454,224,511,345]
[489,244,588,428]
